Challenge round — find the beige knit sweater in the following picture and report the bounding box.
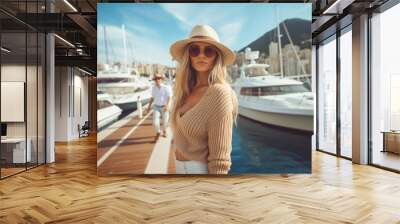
[173,83,237,174]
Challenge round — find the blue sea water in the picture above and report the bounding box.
[230,116,312,174]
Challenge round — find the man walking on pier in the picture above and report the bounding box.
[146,73,172,139]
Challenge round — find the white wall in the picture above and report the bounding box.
[352,14,369,164]
[46,33,55,163]
[1,65,27,138]
[55,67,89,141]
[55,66,69,141]
[76,74,89,126]
[1,65,25,123]
[1,63,46,164]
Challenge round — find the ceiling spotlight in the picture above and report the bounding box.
[63,0,78,12]
[78,67,92,76]
[54,34,75,48]
[1,47,11,53]
[322,0,354,15]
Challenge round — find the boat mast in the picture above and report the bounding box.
[121,24,128,72]
[282,21,307,76]
[276,6,284,78]
[104,26,110,66]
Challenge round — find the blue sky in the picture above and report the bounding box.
[97,3,311,66]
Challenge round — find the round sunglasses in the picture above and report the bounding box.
[188,44,217,58]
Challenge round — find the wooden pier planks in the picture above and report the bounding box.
[97,112,175,175]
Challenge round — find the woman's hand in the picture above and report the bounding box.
[163,105,168,112]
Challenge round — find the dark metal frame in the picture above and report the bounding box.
[367,10,373,166]
[0,0,47,180]
[336,27,341,158]
[44,0,47,165]
[36,10,39,167]
[0,23,2,179]
[315,44,319,151]
[25,3,28,171]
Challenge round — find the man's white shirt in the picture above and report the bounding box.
[152,83,172,106]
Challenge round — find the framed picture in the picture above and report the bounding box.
[97,3,312,175]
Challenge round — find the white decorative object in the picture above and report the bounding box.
[1,82,25,122]
[1,138,32,163]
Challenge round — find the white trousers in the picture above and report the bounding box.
[175,160,208,174]
[152,105,169,133]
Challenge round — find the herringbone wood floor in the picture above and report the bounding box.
[1,135,400,224]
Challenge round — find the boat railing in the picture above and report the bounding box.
[269,73,282,77]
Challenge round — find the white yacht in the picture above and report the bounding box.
[232,60,313,132]
[97,24,152,111]
[97,91,123,130]
[97,67,152,111]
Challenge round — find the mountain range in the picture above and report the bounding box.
[238,18,311,57]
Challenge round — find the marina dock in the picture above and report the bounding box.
[97,108,176,175]
[97,103,312,175]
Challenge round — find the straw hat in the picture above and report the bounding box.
[152,73,165,80]
[170,24,236,66]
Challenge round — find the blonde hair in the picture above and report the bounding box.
[170,44,238,132]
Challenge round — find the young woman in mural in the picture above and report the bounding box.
[169,24,238,174]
